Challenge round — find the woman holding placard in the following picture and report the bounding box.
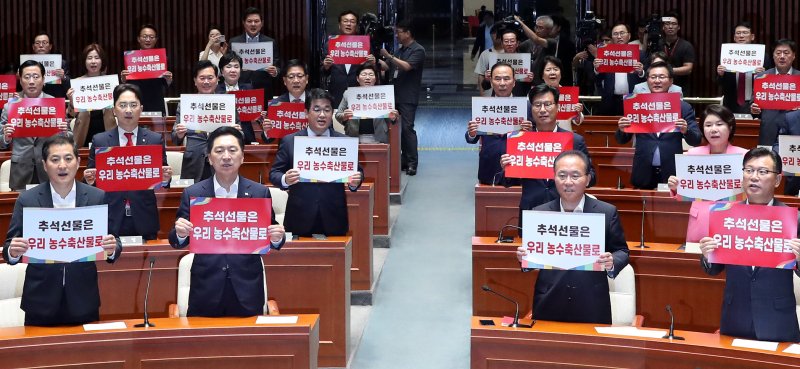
[537,56,583,131]
[66,44,116,147]
[335,64,399,144]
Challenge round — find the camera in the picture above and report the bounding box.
[576,11,604,49]
[645,13,663,54]
[358,13,395,56]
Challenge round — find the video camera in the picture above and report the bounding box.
[645,13,663,54]
[576,11,604,49]
[358,13,395,56]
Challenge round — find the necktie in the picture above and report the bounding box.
[737,73,746,106]
[124,132,134,147]
[293,98,301,103]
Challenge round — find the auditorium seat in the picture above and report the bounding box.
[332,109,346,135]
[0,263,26,327]
[0,160,10,192]
[166,151,183,181]
[609,264,640,327]
[268,187,289,225]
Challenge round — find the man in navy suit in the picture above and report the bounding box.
[699,147,800,342]
[269,88,363,236]
[593,22,645,116]
[229,6,281,97]
[321,10,377,108]
[751,39,800,146]
[260,59,310,143]
[83,84,172,240]
[615,61,702,189]
[169,126,285,317]
[3,134,121,326]
[516,150,629,324]
[715,22,769,115]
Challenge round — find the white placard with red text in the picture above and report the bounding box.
[179,94,236,132]
[488,53,531,80]
[123,49,168,80]
[675,154,744,201]
[70,75,119,112]
[189,197,274,254]
[231,42,274,71]
[720,43,765,73]
[471,96,527,135]
[19,54,62,84]
[779,135,800,176]
[343,85,395,119]
[521,210,605,271]
[22,205,108,263]
[293,136,359,183]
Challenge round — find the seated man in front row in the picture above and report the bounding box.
[699,147,800,342]
[516,150,629,324]
[169,127,286,317]
[3,134,121,326]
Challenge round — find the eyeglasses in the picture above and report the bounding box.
[612,31,628,37]
[34,41,50,46]
[21,74,42,81]
[743,167,779,176]
[116,102,140,110]
[286,73,306,80]
[648,74,670,81]
[531,101,556,109]
[139,35,157,40]
[556,172,585,182]
[734,31,752,36]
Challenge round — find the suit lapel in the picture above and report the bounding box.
[107,127,121,147]
[237,176,253,198]
[37,184,54,208]
[75,182,90,207]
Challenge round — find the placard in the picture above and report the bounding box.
[328,35,370,64]
[293,136,359,183]
[471,97,527,135]
[622,92,681,133]
[19,54,62,84]
[707,203,798,269]
[8,97,65,138]
[675,154,745,201]
[22,205,108,263]
[720,43,766,73]
[70,75,119,112]
[179,94,236,132]
[596,44,640,73]
[267,102,307,139]
[95,145,163,191]
[521,211,605,271]
[779,135,800,176]
[343,85,395,119]
[557,86,580,120]
[0,75,15,111]
[231,42,274,71]
[229,89,264,121]
[753,74,800,110]
[123,49,168,80]
[504,131,573,179]
[488,53,531,80]
[189,197,275,254]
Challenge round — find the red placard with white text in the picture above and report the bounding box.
[94,145,163,191]
[8,98,64,138]
[708,203,798,269]
[504,131,573,179]
[229,89,264,121]
[596,44,640,73]
[123,49,168,80]
[0,75,16,111]
[557,86,580,120]
[753,74,800,110]
[328,35,370,64]
[622,93,681,133]
[267,102,307,139]
[189,197,274,254]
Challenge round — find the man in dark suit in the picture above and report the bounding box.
[516,150,629,324]
[260,59,310,143]
[119,24,174,116]
[751,39,800,146]
[716,22,769,115]
[322,10,377,108]
[616,61,702,189]
[269,89,363,236]
[470,11,494,61]
[169,126,285,317]
[3,134,121,326]
[593,23,645,116]
[699,147,800,342]
[229,6,281,97]
[83,84,172,240]
[30,32,70,99]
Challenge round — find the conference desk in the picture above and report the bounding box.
[471,317,800,369]
[0,315,319,369]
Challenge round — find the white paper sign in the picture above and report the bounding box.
[675,154,744,201]
[256,315,299,324]
[70,75,119,111]
[293,136,359,183]
[472,97,527,135]
[488,53,531,80]
[720,43,766,73]
[778,135,800,176]
[19,54,62,84]
[521,211,605,270]
[22,205,108,263]
[231,42,274,71]
[343,85,395,119]
[179,94,236,132]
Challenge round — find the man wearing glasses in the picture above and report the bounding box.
[120,24,174,116]
[716,22,769,114]
[30,32,70,98]
[593,22,646,116]
[615,61,702,189]
[699,147,800,342]
[661,11,695,94]
[321,10,376,108]
[260,59,310,143]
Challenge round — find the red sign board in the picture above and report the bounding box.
[124,49,168,80]
[267,102,307,139]
[189,197,275,254]
[505,131,574,179]
[596,44,640,73]
[328,35,370,64]
[0,75,15,111]
[8,98,64,138]
[95,145,163,191]
[557,86,580,120]
[622,93,682,133]
[753,74,800,110]
[229,89,264,121]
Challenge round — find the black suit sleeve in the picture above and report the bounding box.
[606,207,629,278]
[2,196,26,264]
[682,102,702,146]
[269,136,293,189]
[168,188,192,248]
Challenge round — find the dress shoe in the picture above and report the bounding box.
[406,167,417,176]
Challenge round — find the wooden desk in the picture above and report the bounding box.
[472,237,725,332]
[471,316,800,369]
[0,315,319,369]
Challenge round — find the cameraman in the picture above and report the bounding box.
[661,11,695,93]
[515,15,576,86]
[322,10,377,108]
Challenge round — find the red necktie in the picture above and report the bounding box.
[124,132,134,147]
[737,73,746,106]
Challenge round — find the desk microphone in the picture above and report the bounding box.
[637,198,649,249]
[135,257,156,328]
[662,304,684,340]
[481,285,532,328]
[496,225,522,243]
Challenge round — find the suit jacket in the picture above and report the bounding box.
[229,33,281,95]
[775,110,800,195]
[632,82,682,95]
[470,24,490,59]
[260,92,310,143]
[718,56,773,114]
[87,127,168,239]
[702,200,800,342]
[466,99,534,185]
[324,64,360,109]
[168,176,284,316]
[754,68,800,145]
[531,196,630,324]
[3,181,122,325]
[596,70,644,103]
[615,100,702,188]
[336,93,391,144]
[269,128,363,236]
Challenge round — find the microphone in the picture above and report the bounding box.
[135,257,156,328]
[496,224,522,243]
[481,285,532,328]
[662,304,684,340]
[637,198,649,248]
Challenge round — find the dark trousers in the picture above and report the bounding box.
[598,95,624,116]
[397,102,419,168]
[188,277,261,317]
[25,289,98,326]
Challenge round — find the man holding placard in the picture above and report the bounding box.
[0,60,70,191]
[230,6,281,97]
[699,147,800,342]
[515,150,629,324]
[3,134,121,326]
[260,59,309,143]
[120,24,173,116]
[269,89,362,237]
[716,21,767,115]
[27,31,70,98]
[170,126,285,317]
[322,10,377,108]
[594,22,645,116]
[751,39,800,146]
